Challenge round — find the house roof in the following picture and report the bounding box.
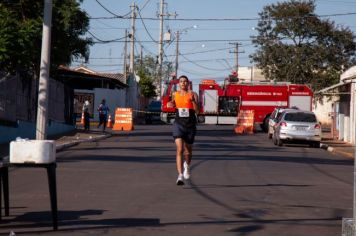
[57,66,128,89]
[316,65,356,95]
[316,81,350,95]
[341,65,356,81]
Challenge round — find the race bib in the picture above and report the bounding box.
[178,108,189,117]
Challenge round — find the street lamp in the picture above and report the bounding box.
[175,25,198,78]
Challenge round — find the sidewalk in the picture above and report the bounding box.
[0,128,111,159]
[321,131,355,159]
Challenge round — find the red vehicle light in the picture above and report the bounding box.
[280,122,287,127]
[314,124,321,129]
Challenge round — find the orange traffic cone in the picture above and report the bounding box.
[107,114,113,128]
[80,112,84,124]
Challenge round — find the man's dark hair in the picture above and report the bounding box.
[179,75,189,81]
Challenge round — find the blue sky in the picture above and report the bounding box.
[72,0,356,85]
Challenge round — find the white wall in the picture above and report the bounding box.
[238,66,265,82]
[340,66,356,145]
[75,73,141,121]
[125,74,140,114]
[313,96,337,127]
[75,88,126,121]
[351,82,356,144]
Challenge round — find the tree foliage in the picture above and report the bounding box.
[0,0,92,76]
[251,0,356,91]
[135,55,173,98]
[137,68,156,98]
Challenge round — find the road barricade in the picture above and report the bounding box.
[234,110,254,134]
[80,113,84,124]
[106,114,113,128]
[112,108,134,131]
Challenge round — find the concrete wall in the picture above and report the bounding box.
[125,74,141,115]
[238,66,265,82]
[313,97,337,126]
[94,88,126,120]
[340,66,356,145]
[75,74,141,121]
[351,82,356,144]
[75,88,126,121]
[0,120,74,144]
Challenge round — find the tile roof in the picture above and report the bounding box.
[59,65,127,85]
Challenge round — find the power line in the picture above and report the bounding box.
[135,36,157,56]
[95,0,131,18]
[89,12,356,20]
[87,31,126,43]
[169,46,235,57]
[88,39,253,43]
[137,8,158,43]
[180,54,228,72]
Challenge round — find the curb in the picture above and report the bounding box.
[56,133,111,152]
[320,143,334,152]
[320,143,329,150]
[321,142,354,159]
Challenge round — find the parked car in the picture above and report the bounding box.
[272,110,322,147]
[145,100,162,124]
[267,107,299,139]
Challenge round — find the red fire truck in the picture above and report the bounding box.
[161,77,313,130]
[199,79,313,129]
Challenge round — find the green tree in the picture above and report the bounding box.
[251,0,356,92]
[137,68,156,98]
[0,0,92,76]
[135,55,173,98]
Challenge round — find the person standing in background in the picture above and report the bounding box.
[97,99,110,131]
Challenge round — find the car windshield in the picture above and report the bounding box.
[284,112,316,122]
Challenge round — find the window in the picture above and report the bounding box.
[284,113,317,122]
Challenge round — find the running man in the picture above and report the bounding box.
[167,75,199,185]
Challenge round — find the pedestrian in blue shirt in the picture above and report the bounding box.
[97,99,110,131]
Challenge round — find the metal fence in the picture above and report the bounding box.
[0,73,74,126]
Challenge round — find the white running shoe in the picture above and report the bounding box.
[183,162,190,180]
[176,174,184,185]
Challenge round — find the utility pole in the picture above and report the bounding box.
[123,29,128,78]
[140,45,143,69]
[229,42,243,74]
[157,0,176,95]
[157,0,164,96]
[36,0,52,140]
[250,65,254,82]
[175,31,180,78]
[129,2,136,73]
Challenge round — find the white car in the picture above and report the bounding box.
[268,107,297,139]
[273,110,322,147]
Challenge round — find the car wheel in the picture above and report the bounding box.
[167,118,175,124]
[262,115,270,132]
[311,141,320,148]
[145,116,152,124]
[197,115,205,123]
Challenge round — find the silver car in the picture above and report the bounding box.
[268,107,298,139]
[273,110,322,147]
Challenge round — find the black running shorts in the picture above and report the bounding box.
[172,121,197,144]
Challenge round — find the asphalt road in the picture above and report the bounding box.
[1,124,353,236]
